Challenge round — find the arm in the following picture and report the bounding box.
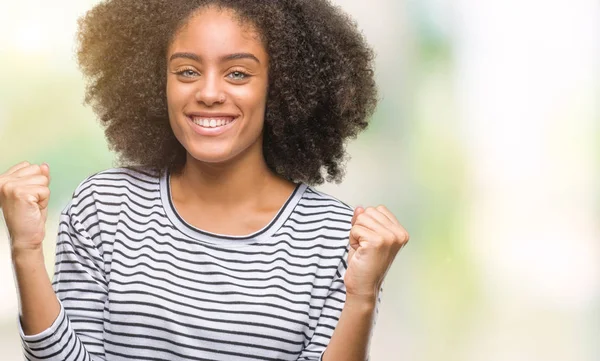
[12,173,109,360]
[320,205,408,361]
[0,162,61,337]
[13,248,61,337]
[1,163,106,360]
[321,294,379,361]
[297,249,382,361]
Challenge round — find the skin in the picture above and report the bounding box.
[163,9,411,359]
[0,5,410,361]
[0,162,60,336]
[166,6,296,235]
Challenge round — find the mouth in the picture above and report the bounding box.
[185,113,239,136]
[188,115,237,128]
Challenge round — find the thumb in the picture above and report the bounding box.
[349,206,365,263]
[351,205,364,226]
[40,162,50,184]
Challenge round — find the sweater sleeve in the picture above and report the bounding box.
[19,192,108,361]
[297,248,382,361]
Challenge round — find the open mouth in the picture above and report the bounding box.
[189,116,237,128]
[186,114,239,136]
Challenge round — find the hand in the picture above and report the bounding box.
[344,205,409,299]
[0,162,51,252]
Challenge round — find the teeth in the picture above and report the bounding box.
[192,117,234,128]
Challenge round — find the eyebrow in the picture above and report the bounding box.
[169,52,260,64]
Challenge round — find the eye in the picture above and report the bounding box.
[227,70,250,81]
[174,68,199,78]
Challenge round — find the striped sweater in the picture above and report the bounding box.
[19,167,380,361]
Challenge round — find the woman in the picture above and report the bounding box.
[0,0,409,360]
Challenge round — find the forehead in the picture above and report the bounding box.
[168,6,266,59]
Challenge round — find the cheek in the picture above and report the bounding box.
[232,83,268,118]
[165,79,189,136]
[166,77,193,110]
[165,78,177,112]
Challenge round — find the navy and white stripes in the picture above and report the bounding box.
[19,167,380,361]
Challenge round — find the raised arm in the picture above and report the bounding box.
[1,162,108,360]
[297,247,382,361]
[321,205,409,361]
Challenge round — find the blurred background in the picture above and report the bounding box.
[0,0,598,360]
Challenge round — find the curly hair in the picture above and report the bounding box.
[76,0,377,185]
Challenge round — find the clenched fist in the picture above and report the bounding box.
[0,162,51,252]
[344,205,410,299]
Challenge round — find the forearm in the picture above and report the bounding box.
[322,294,377,361]
[12,247,61,335]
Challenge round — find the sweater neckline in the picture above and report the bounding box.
[159,168,307,246]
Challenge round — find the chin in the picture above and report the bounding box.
[187,150,235,164]
[184,143,241,165]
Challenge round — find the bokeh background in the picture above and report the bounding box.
[1,0,599,360]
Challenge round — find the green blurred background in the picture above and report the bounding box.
[1,0,599,360]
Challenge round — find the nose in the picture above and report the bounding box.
[195,73,225,106]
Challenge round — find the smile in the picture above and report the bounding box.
[190,116,235,128]
[186,115,239,136]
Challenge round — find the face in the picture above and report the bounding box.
[166,6,269,165]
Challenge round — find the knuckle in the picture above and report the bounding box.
[13,187,27,198]
[384,237,395,247]
[398,233,410,246]
[386,230,396,242]
[363,209,377,219]
[2,181,14,195]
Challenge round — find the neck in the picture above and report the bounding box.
[171,146,286,208]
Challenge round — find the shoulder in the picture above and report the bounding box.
[66,166,162,213]
[72,166,161,197]
[294,185,355,225]
[287,186,354,261]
